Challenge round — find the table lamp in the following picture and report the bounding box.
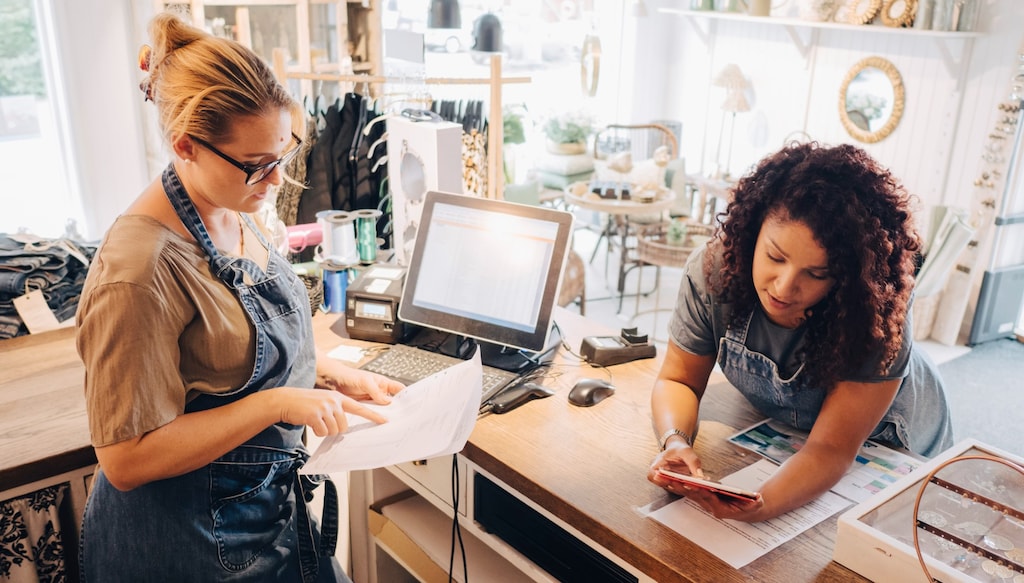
[712,63,751,179]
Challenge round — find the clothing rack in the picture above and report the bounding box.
[272,49,529,199]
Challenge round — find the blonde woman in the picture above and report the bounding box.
[76,12,402,582]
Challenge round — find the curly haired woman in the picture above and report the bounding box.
[647,142,952,522]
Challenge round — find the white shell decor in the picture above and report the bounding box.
[607,151,634,174]
[798,0,841,21]
[652,145,671,167]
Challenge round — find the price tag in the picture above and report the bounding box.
[12,289,62,334]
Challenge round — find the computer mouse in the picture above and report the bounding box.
[568,378,615,407]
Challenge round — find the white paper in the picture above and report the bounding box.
[300,349,483,474]
[646,460,851,568]
[727,419,922,503]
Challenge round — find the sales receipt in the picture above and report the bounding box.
[300,348,483,474]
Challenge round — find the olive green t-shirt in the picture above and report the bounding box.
[76,215,257,447]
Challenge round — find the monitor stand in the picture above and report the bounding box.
[410,327,560,375]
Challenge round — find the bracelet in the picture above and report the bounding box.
[659,428,693,451]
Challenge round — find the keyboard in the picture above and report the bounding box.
[360,343,519,404]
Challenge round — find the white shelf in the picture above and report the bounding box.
[660,7,982,72]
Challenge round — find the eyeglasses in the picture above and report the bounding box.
[191,133,303,185]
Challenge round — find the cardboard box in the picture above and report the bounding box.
[834,439,1024,583]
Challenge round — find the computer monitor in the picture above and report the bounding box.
[398,190,575,372]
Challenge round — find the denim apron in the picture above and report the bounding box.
[81,164,343,583]
[717,310,953,457]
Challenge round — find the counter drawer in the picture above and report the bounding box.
[391,455,468,516]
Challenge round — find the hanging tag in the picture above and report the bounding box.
[13,289,63,334]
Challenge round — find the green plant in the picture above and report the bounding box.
[542,112,594,144]
[503,105,527,145]
[503,105,528,183]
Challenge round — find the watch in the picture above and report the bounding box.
[659,428,693,451]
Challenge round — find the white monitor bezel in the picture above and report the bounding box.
[397,190,574,354]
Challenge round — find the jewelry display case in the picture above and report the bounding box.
[835,439,1024,582]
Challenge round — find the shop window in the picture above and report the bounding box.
[0,0,82,238]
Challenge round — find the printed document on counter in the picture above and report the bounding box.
[301,348,482,474]
[645,460,850,569]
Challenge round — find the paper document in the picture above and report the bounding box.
[300,349,483,474]
[728,419,922,503]
[646,460,850,568]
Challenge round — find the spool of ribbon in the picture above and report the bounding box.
[316,210,358,266]
[354,209,383,264]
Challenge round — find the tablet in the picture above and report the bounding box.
[657,468,761,502]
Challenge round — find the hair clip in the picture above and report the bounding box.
[138,44,152,72]
[139,79,153,103]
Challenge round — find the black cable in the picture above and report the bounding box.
[448,454,468,583]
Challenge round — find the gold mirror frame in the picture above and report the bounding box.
[846,0,882,24]
[839,56,905,144]
[880,0,917,27]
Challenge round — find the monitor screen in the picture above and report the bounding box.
[398,190,574,355]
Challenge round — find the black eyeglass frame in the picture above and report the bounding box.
[191,132,303,185]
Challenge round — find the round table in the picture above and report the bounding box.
[562,182,677,311]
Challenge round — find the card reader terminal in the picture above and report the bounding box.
[345,265,414,343]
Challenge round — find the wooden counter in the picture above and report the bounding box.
[0,326,95,492]
[2,313,867,582]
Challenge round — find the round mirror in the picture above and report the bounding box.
[839,56,905,144]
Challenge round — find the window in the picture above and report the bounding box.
[0,0,83,239]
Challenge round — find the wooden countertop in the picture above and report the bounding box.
[4,312,866,582]
[336,309,865,583]
[0,326,95,491]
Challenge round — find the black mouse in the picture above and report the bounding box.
[568,378,615,407]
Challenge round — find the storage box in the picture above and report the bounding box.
[834,439,1024,582]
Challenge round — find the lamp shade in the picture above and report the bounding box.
[472,13,503,52]
[712,63,750,91]
[428,0,461,29]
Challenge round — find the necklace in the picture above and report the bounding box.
[237,213,245,257]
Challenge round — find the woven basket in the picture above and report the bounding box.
[637,223,714,268]
[298,273,324,314]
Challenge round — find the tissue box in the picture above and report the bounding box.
[833,439,1024,583]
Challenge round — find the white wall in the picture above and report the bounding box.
[626,0,1024,235]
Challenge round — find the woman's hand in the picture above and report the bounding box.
[316,357,405,404]
[649,443,766,521]
[677,486,766,521]
[648,442,705,489]
[271,386,387,436]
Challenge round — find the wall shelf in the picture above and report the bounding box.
[660,8,982,74]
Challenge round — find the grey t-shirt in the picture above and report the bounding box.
[668,246,911,384]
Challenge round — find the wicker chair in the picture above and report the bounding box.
[631,221,714,340]
[586,123,681,306]
[557,249,587,315]
[592,123,678,162]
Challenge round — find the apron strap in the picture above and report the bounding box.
[295,473,339,583]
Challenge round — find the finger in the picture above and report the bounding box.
[343,399,388,424]
[309,418,329,437]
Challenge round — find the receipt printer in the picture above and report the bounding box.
[345,265,414,343]
[580,327,657,367]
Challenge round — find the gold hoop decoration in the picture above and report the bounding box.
[846,0,882,24]
[838,56,905,143]
[580,33,601,97]
[880,0,917,27]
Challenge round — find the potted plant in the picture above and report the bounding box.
[542,111,594,155]
[501,104,542,204]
